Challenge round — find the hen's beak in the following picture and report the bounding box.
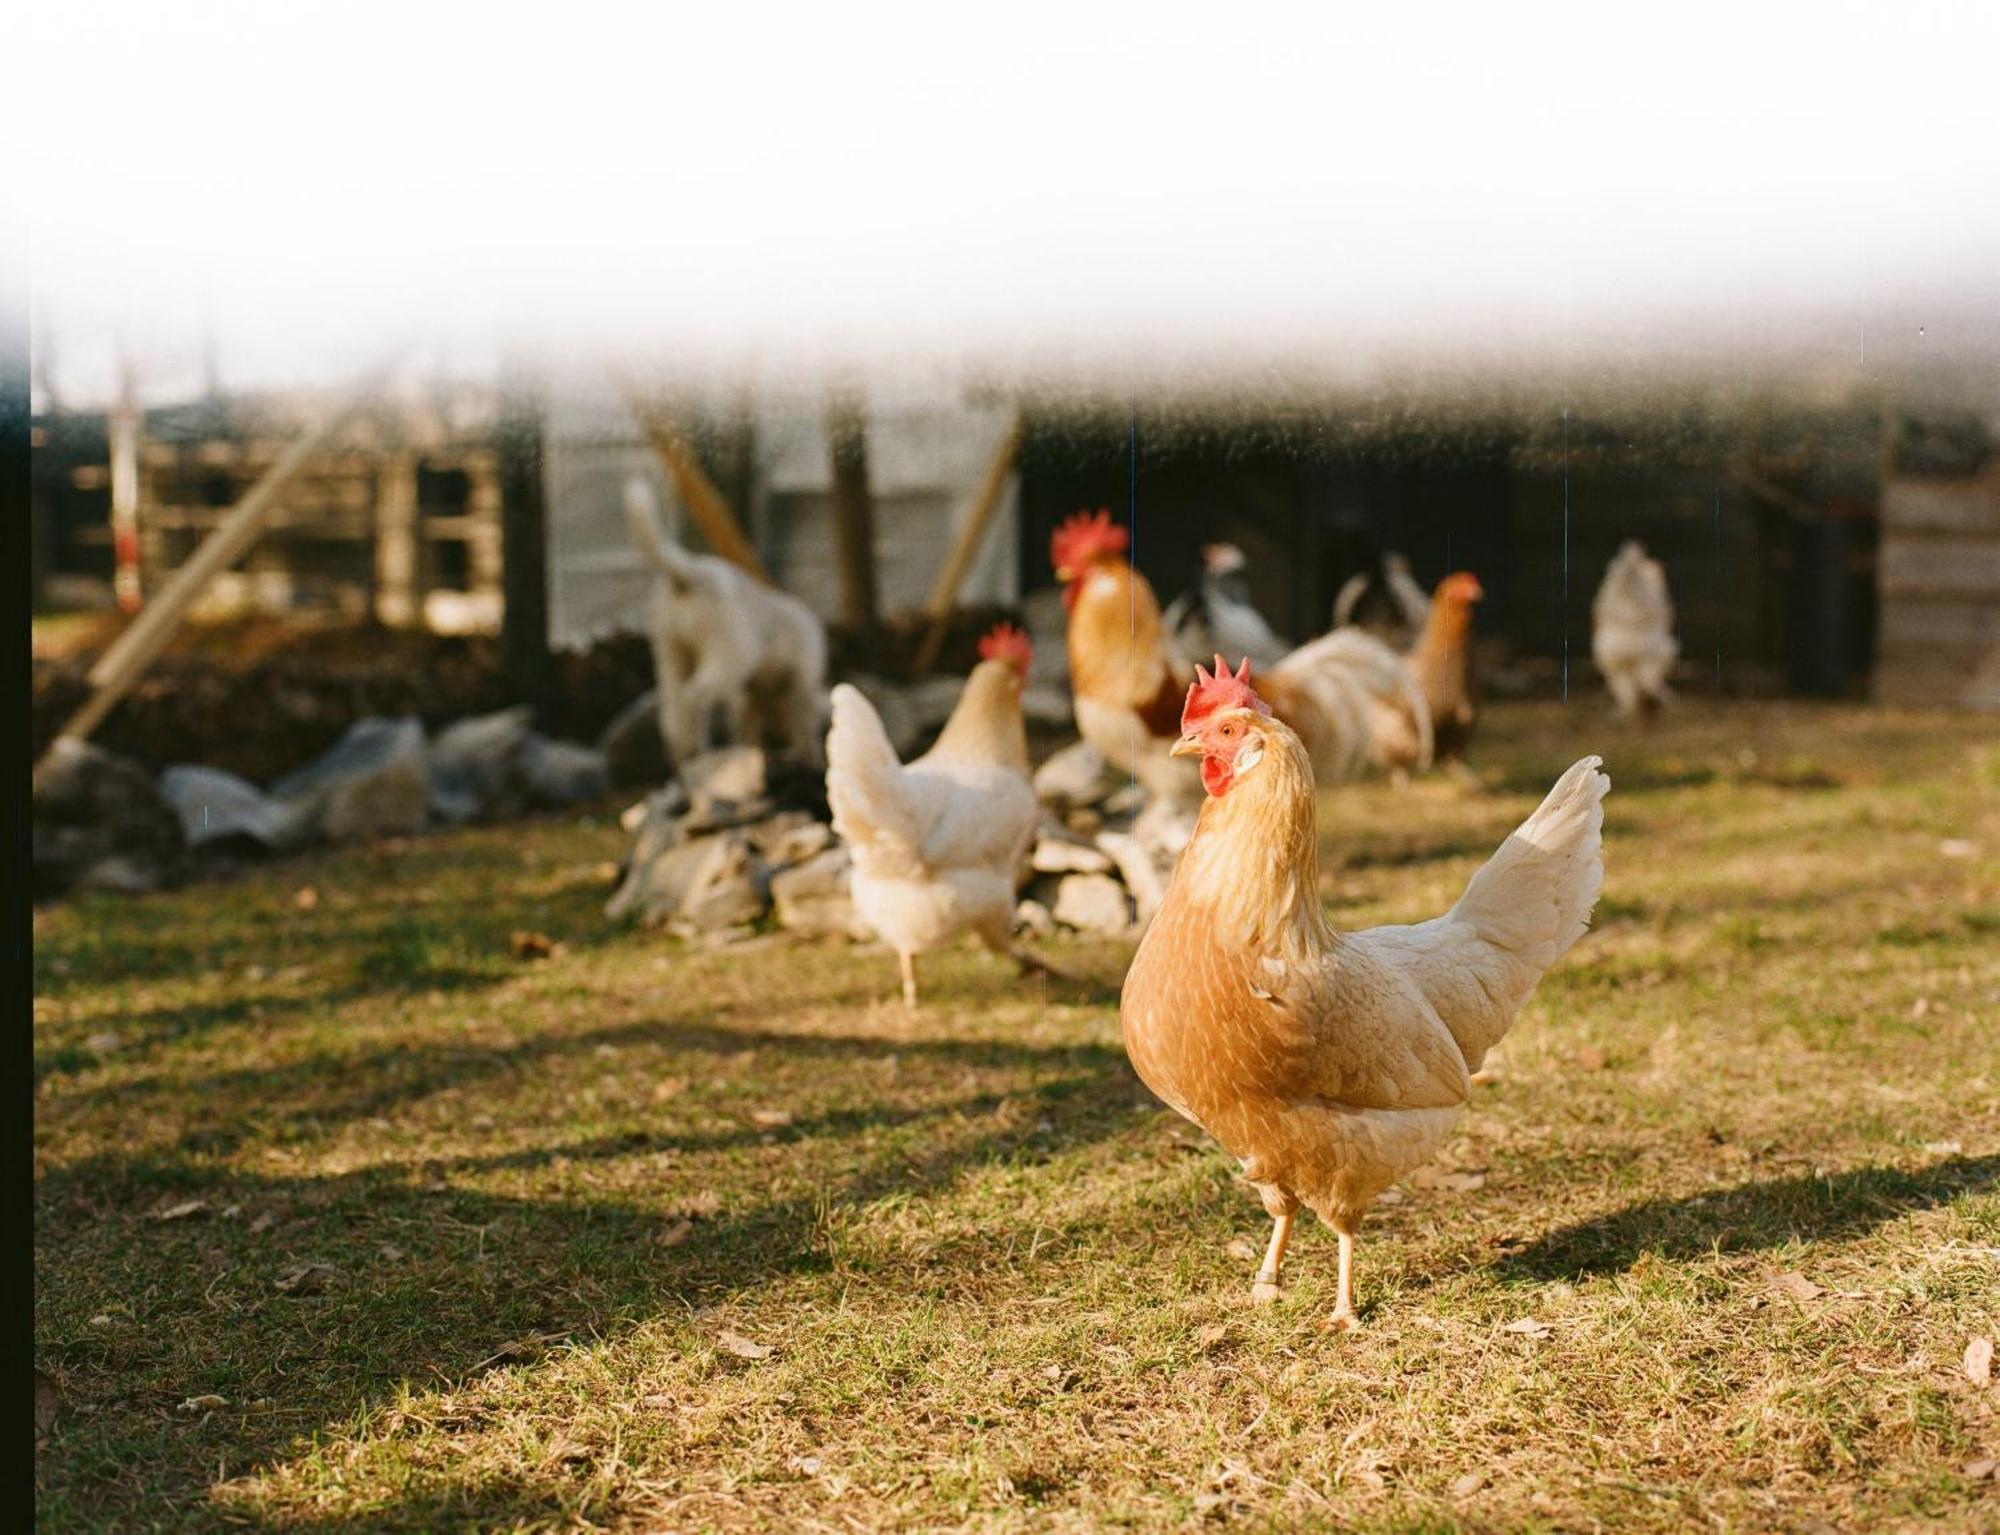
[1169,734,1203,759]
[1054,564,1076,583]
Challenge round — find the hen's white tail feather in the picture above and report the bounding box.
[1350,755,1607,1071]
[825,684,923,872]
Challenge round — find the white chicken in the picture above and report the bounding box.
[1592,540,1678,718]
[826,624,1040,1007]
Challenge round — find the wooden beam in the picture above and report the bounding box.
[910,417,1023,676]
[826,381,878,633]
[498,362,553,710]
[45,355,399,757]
[614,376,771,584]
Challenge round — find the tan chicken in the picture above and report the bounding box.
[1053,510,1431,815]
[1121,658,1607,1328]
[1405,571,1484,764]
[826,624,1039,1007]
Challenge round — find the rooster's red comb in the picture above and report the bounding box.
[977,621,1033,675]
[1182,655,1272,731]
[1050,508,1129,575]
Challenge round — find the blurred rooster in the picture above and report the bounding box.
[826,624,1040,1007]
[1052,511,1431,810]
[1162,542,1292,673]
[1407,572,1484,764]
[1592,541,1678,718]
[1332,550,1432,648]
[1122,660,1607,1327]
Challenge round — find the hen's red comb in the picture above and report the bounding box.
[1050,508,1129,574]
[1182,655,1271,731]
[977,621,1033,675]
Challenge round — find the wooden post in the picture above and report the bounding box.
[826,381,878,634]
[46,354,399,755]
[108,358,142,613]
[910,417,1023,676]
[498,361,553,713]
[614,374,772,583]
[373,451,419,626]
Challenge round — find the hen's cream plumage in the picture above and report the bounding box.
[1121,687,1606,1326]
[1592,540,1678,718]
[825,659,1037,1004]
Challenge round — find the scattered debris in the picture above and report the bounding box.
[150,1198,209,1223]
[35,1370,62,1443]
[1967,1335,1994,1388]
[273,1262,340,1295]
[1770,1271,1825,1304]
[1502,1318,1551,1337]
[1449,1470,1487,1497]
[178,1395,229,1413]
[1032,740,1121,811]
[716,1330,775,1361]
[511,930,564,961]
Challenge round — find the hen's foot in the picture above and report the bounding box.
[1320,1306,1362,1333]
[1249,1273,1281,1305]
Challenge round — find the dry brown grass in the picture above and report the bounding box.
[33,700,2000,1532]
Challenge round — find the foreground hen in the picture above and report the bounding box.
[1120,658,1608,1328]
[826,624,1039,1007]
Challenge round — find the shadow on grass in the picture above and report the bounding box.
[1497,1154,2000,1281]
[33,1009,1148,1530]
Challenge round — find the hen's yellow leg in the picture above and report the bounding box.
[1326,1231,1360,1331]
[899,952,919,1009]
[1250,1210,1293,1304]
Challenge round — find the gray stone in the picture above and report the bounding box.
[33,737,184,898]
[680,746,768,818]
[1033,740,1120,809]
[748,813,834,870]
[1052,872,1136,936]
[674,834,768,931]
[427,707,535,823]
[520,735,610,809]
[1096,830,1172,924]
[274,717,430,842]
[598,689,671,788]
[1013,898,1055,938]
[769,847,867,939]
[159,765,314,853]
[1030,835,1116,876]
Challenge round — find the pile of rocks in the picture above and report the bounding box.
[604,735,1186,950]
[1016,741,1186,940]
[606,745,861,943]
[34,707,613,899]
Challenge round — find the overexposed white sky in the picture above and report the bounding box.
[18,0,2000,404]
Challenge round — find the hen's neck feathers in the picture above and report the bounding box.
[1067,561,1176,708]
[920,660,1028,774]
[1172,718,1333,959]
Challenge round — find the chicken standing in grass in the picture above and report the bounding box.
[1053,510,1431,817]
[1162,541,1293,673]
[1592,540,1678,719]
[1120,658,1607,1328]
[1406,571,1485,765]
[826,624,1040,1007]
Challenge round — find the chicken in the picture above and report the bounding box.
[1162,542,1292,673]
[1052,510,1431,818]
[1121,658,1607,1328]
[1332,551,1432,648]
[1406,572,1484,764]
[1592,540,1678,719]
[825,623,1039,1007]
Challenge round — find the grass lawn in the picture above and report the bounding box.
[33,700,2000,1533]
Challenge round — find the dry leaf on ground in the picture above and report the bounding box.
[1771,1271,1824,1303]
[1966,1335,1994,1388]
[717,1330,774,1361]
